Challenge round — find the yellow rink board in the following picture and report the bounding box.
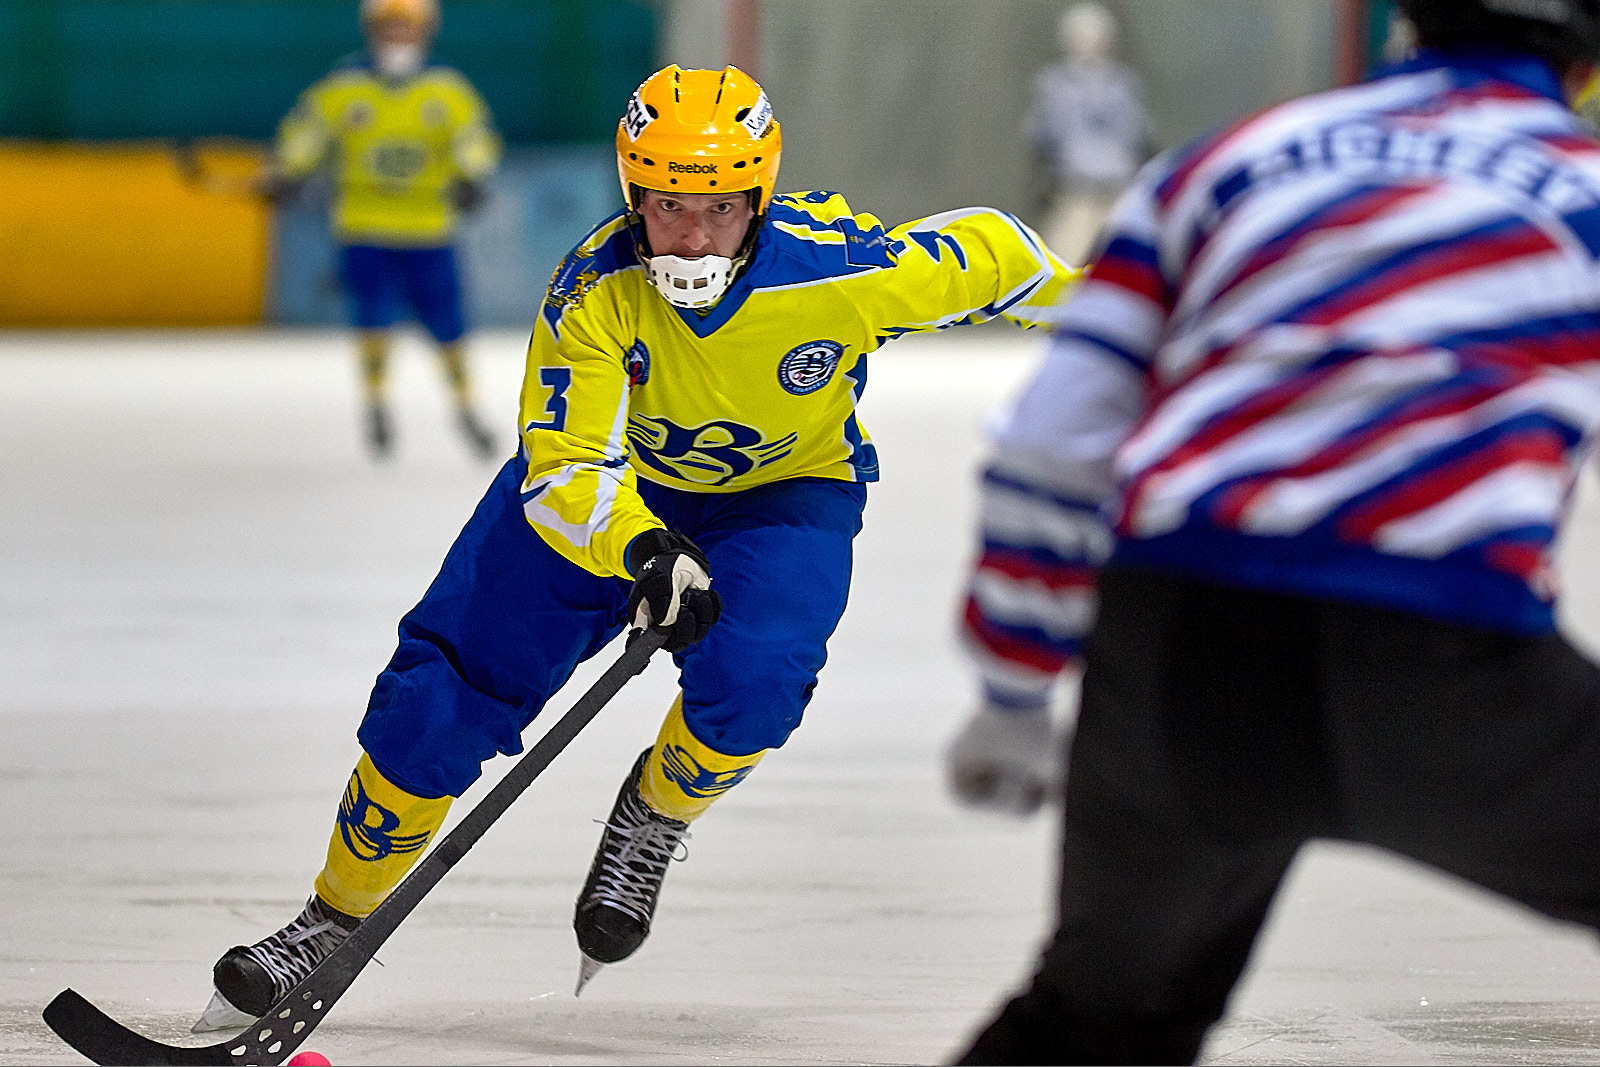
[0,142,270,326]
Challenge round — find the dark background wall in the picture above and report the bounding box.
[0,1,1401,327]
[0,0,658,144]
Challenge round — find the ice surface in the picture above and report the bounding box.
[4,327,1600,1065]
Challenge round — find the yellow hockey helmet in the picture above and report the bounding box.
[360,0,438,33]
[616,65,782,213]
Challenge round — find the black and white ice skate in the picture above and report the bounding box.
[573,748,689,994]
[43,631,667,1066]
[194,895,360,1033]
[456,408,496,459]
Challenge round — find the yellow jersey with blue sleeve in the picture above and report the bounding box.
[519,191,1083,580]
[276,54,501,246]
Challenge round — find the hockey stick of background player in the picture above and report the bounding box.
[43,626,670,1067]
[170,138,272,199]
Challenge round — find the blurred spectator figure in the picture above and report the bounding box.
[1381,8,1420,64]
[1577,66,1600,128]
[265,0,503,459]
[1024,1,1150,265]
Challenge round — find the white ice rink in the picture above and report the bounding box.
[7,327,1600,1066]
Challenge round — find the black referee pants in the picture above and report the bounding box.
[959,566,1600,1066]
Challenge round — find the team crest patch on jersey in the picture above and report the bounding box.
[419,96,449,127]
[342,100,375,131]
[337,773,432,862]
[545,257,602,314]
[370,138,428,183]
[778,340,845,395]
[626,339,651,386]
[661,744,757,799]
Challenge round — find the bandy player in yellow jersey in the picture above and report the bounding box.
[269,0,502,458]
[193,64,1079,1030]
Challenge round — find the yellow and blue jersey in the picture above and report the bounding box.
[520,191,1084,579]
[276,54,501,246]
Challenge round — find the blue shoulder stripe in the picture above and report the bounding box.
[758,195,897,287]
[541,213,641,335]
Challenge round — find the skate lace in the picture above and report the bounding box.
[242,901,354,1000]
[588,792,690,925]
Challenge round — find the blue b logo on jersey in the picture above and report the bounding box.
[337,772,432,862]
[778,340,845,395]
[627,414,797,485]
[660,745,757,799]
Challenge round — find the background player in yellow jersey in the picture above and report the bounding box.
[269,0,502,458]
[193,64,1079,1029]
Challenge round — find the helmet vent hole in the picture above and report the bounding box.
[753,156,763,164]
[670,178,678,184]
[645,104,659,119]
[641,157,655,166]
[734,107,751,122]
[733,160,747,169]
[629,152,638,161]
[709,180,717,186]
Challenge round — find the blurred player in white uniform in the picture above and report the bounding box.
[1025,2,1150,265]
[951,0,1600,1061]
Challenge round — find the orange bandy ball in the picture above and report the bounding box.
[286,1053,331,1067]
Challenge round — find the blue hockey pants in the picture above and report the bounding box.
[356,455,867,798]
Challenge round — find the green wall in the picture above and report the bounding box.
[0,0,657,143]
[1369,0,1402,71]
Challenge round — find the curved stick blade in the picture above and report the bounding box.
[43,989,238,1065]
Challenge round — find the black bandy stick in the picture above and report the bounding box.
[169,138,265,197]
[44,628,668,1066]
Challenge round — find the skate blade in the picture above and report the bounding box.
[574,954,606,997]
[191,989,254,1033]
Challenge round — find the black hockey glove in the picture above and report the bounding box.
[625,528,721,653]
[451,179,488,213]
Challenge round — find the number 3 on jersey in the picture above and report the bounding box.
[526,366,572,432]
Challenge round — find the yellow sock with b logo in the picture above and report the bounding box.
[313,753,452,918]
[638,695,768,823]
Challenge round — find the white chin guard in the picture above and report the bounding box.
[646,254,735,309]
[375,44,424,78]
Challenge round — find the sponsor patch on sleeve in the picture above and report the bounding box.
[741,91,773,139]
[622,90,654,142]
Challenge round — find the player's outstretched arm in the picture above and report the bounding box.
[950,200,1164,813]
[448,76,502,214]
[876,205,1086,338]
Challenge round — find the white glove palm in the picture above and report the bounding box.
[946,703,1060,816]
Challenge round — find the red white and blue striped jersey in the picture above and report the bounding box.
[966,48,1600,707]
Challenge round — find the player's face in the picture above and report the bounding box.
[367,16,430,47]
[639,191,755,260]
